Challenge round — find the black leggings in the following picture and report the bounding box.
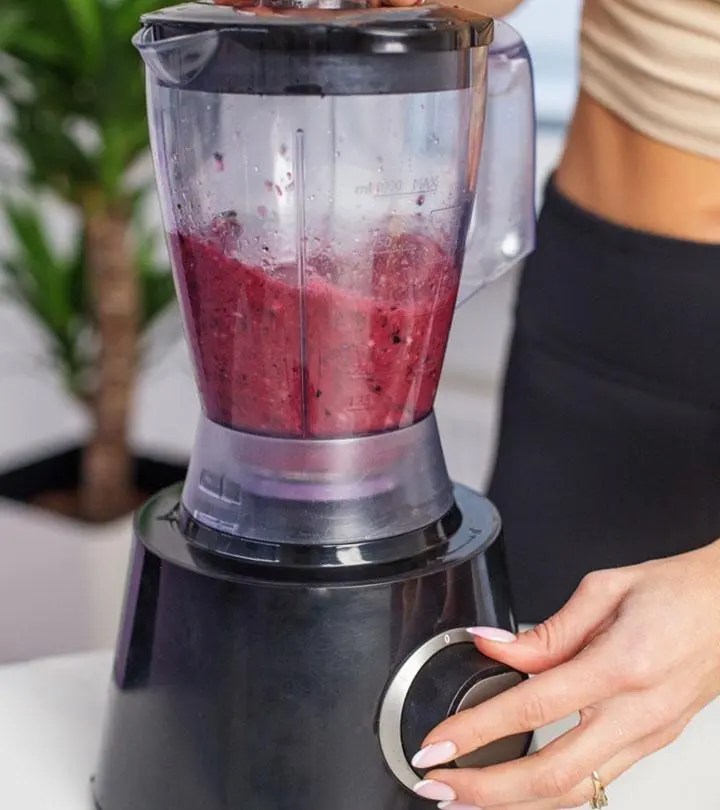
[488,179,720,623]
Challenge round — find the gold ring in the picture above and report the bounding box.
[589,770,608,809]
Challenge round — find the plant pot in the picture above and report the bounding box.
[0,444,186,516]
[0,445,187,665]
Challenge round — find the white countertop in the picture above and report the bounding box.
[0,650,717,809]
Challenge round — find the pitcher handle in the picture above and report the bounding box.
[458,20,537,306]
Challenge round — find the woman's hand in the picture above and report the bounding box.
[214,0,525,15]
[366,0,525,11]
[411,541,720,809]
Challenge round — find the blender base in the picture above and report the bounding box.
[93,484,529,810]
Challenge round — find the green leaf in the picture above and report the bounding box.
[12,30,70,63]
[0,0,178,407]
[59,0,103,66]
[2,0,85,67]
[0,7,28,51]
[1,201,75,338]
[10,103,99,198]
[0,200,89,393]
[99,117,151,198]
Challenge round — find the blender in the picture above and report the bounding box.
[93,2,537,809]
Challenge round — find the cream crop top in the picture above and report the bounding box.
[581,0,720,160]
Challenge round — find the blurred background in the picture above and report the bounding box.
[0,0,582,664]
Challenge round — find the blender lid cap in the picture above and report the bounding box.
[140,0,494,54]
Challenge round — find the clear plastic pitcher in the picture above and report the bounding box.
[134,0,536,547]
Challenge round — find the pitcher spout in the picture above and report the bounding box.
[133,26,220,86]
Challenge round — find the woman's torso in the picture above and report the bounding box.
[556,0,720,241]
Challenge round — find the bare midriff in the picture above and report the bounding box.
[555,90,720,244]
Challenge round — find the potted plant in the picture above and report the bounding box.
[0,0,187,524]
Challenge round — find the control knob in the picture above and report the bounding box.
[378,628,533,790]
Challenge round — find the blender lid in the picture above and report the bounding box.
[141,0,493,54]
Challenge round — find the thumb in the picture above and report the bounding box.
[468,569,632,673]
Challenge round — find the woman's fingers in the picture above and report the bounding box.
[419,693,658,807]
[469,570,632,676]
[215,0,423,5]
[414,644,619,768]
[470,720,688,810]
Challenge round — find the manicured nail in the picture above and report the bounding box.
[413,780,457,802]
[412,741,458,768]
[438,804,483,810]
[466,626,517,643]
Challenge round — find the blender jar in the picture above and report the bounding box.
[134,1,535,547]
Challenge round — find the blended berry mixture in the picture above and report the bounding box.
[171,223,459,438]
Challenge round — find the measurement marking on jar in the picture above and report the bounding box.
[355,176,440,198]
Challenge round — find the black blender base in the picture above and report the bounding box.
[93,486,525,810]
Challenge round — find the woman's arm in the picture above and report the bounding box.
[381,0,525,14]
[215,0,526,17]
[438,0,524,13]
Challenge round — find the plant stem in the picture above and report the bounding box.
[79,196,139,521]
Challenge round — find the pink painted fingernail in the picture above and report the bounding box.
[411,741,458,768]
[466,626,517,643]
[413,780,457,802]
[438,804,484,810]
